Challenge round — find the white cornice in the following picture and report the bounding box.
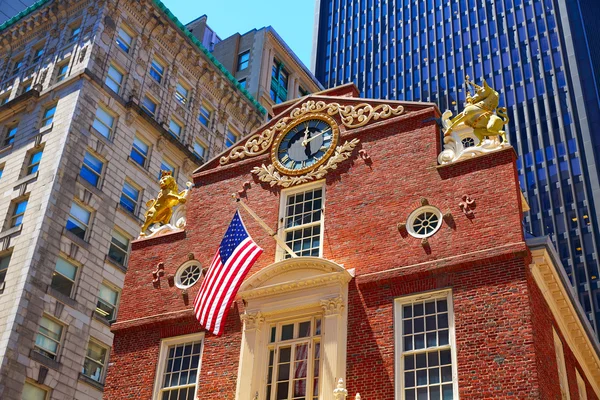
[529,245,600,397]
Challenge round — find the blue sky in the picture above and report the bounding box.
[162,0,316,69]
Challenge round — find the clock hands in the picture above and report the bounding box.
[302,127,331,147]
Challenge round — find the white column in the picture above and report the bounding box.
[320,296,347,400]
[235,312,265,400]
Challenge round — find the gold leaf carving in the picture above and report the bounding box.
[220,101,403,165]
[251,138,360,188]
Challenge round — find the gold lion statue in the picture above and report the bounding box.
[444,76,509,143]
[140,171,189,236]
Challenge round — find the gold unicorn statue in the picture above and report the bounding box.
[444,76,509,143]
[140,170,189,236]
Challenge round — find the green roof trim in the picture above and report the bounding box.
[151,0,266,115]
[0,0,266,115]
[0,0,50,32]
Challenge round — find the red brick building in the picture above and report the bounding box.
[104,85,600,400]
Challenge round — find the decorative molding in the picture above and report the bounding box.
[220,100,404,165]
[141,182,192,239]
[458,195,476,218]
[241,312,265,330]
[252,138,359,188]
[320,296,344,316]
[152,262,165,287]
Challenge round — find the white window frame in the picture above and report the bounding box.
[553,329,571,400]
[277,181,325,261]
[152,333,205,400]
[394,289,459,400]
[82,338,110,383]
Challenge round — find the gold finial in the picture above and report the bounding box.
[139,170,189,236]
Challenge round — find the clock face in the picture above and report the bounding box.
[272,115,339,176]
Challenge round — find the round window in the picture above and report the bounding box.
[175,261,202,289]
[407,206,443,238]
[461,137,475,148]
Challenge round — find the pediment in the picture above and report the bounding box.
[238,257,354,300]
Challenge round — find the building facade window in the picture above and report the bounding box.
[174,261,202,289]
[153,334,204,400]
[108,229,129,266]
[238,78,246,89]
[116,26,133,53]
[10,198,28,227]
[41,104,56,127]
[225,128,239,148]
[12,57,23,75]
[106,65,124,94]
[279,183,324,259]
[394,290,458,400]
[193,141,207,161]
[168,119,183,138]
[26,149,43,175]
[92,107,115,139]
[237,50,250,71]
[120,181,140,214]
[198,104,212,127]
[80,151,104,187]
[553,329,570,399]
[34,315,64,360]
[270,61,289,104]
[142,95,157,116]
[82,340,109,383]
[0,253,11,284]
[159,158,176,179]
[96,282,119,321]
[50,257,78,298]
[68,25,81,43]
[56,60,70,82]
[130,136,149,167]
[66,202,91,240]
[20,80,32,94]
[265,317,322,400]
[406,206,443,239]
[0,93,9,105]
[31,46,45,64]
[22,381,49,400]
[150,57,165,83]
[175,82,189,105]
[4,124,17,146]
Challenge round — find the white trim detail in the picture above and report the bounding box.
[553,329,571,400]
[406,206,443,239]
[174,260,203,289]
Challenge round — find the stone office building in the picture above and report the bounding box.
[0,0,264,398]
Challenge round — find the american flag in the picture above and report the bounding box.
[193,211,263,336]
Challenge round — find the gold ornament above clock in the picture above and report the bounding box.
[270,114,340,176]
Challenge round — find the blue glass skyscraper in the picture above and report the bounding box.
[313,0,600,337]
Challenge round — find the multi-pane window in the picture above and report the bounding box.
[395,292,457,400]
[4,124,17,146]
[237,50,250,71]
[271,62,289,104]
[168,119,183,138]
[22,381,49,400]
[130,136,149,167]
[10,199,28,227]
[68,25,81,43]
[80,151,103,187]
[56,61,69,82]
[116,27,133,53]
[106,65,124,94]
[34,316,63,360]
[0,253,11,284]
[27,149,43,175]
[142,95,157,116]
[150,57,165,83]
[12,57,23,75]
[66,202,91,240]
[159,158,176,179]
[108,229,129,266]
[92,107,115,139]
[82,340,109,383]
[199,104,212,127]
[50,257,78,298]
[96,282,119,320]
[281,185,324,259]
[225,129,238,148]
[32,46,45,64]
[41,104,56,127]
[193,141,207,161]
[175,82,189,105]
[266,318,322,400]
[120,181,139,214]
[155,336,203,400]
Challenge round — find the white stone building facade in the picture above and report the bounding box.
[0,0,265,398]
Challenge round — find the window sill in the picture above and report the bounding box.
[105,255,127,274]
[13,171,38,189]
[0,144,13,155]
[78,373,105,392]
[63,228,90,249]
[90,126,113,144]
[76,175,105,198]
[0,224,22,240]
[127,156,155,181]
[93,310,113,326]
[47,286,78,309]
[117,203,143,225]
[39,123,53,135]
[30,350,61,371]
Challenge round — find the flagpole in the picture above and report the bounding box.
[232,195,299,258]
